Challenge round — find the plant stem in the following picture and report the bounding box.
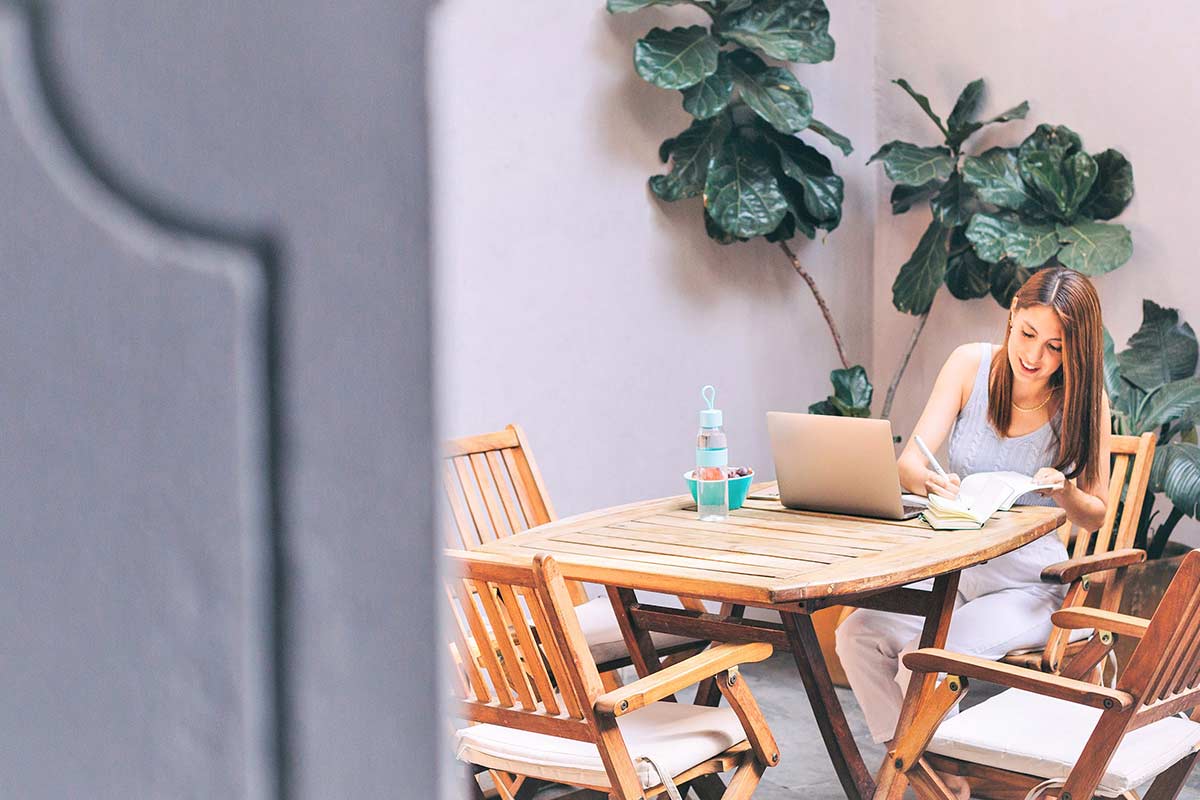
[881,307,933,419]
[779,241,850,370]
[1149,505,1185,560]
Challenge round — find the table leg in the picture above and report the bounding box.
[605,585,663,679]
[781,611,874,800]
[873,572,961,800]
[695,603,745,707]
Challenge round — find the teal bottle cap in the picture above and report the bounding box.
[699,385,723,428]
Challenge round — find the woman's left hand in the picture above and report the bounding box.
[1033,467,1067,498]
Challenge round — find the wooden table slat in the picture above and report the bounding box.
[565,527,843,567]
[628,516,887,555]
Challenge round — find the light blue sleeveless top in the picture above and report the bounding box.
[947,343,1062,508]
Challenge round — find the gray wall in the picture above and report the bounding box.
[0,2,436,798]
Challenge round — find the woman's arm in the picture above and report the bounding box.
[1036,392,1111,531]
[897,345,978,498]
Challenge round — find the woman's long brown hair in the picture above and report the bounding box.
[988,267,1104,488]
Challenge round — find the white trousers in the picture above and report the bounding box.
[834,536,1068,743]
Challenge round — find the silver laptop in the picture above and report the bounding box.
[766,412,924,520]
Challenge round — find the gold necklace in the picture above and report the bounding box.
[1012,387,1058,413]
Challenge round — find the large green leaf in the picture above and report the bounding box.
[930,172,979,227]
[945,247,992,300]
[1055,221,1132,275]
[890,180,943,214]
[1135,378,1200,432]
[807,118,853,156]
[965,213,1058,268]
[892,221,949,315]
[868,141,954,187]
[607,0,693,11]
[634,26,720,90]
[989,260,1031,307]
[1020,149,1098,221]
[1151,442,1200,518]
[649,114,731,201]
[767,131,843,225]
[961,148,1034,213]
[716,0,835,63]
[727,51,813,134]
[946,78,984,135]
[892,79,948,136]
[704,209,744,244]
[1118,300,1199,392]
[948,99,1030,151]
[1080,149,1135,221]
[829,365,873,417]
[681,52,734,119]
[1019,123,1083,163]
[704,138,789,238]
[1102,328,1124,409]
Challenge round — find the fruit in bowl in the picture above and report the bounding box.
[684,467,754,510]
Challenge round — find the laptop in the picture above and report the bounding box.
[765,411,925,520]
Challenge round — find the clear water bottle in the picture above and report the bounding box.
[696,385,728,521]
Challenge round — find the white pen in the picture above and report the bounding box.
[913,434,948,478]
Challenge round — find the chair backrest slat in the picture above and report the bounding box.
[446,585,492,702]
[1092,453,1130,555]
[520,584,586,720]
[469,578,538,710]
[486,450,525,533]
[442,426,591,607]
[1121,551,1200,719]
[446,550,598,730]
[1066,434,1154,559]
[496,582,561,716]
[450,577,516,708]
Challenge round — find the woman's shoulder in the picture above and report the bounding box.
[944,342,998,373]
[942,342,998,407]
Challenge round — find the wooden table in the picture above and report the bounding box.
[477,484,1065,800]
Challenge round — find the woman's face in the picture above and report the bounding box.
[1008,304,1064,385]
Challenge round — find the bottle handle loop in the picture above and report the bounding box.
[701,384,716,410]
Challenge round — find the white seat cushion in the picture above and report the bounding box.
[574,596,706,665]
[456,701,746,789]
[928,688,1200,796]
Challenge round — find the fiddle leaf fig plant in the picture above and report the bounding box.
[609,0,869,416]
[871,77,1137,419]
[1106,301,1200,559]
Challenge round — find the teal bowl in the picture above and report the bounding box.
[684,469,754,511]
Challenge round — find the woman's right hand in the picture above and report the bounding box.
[925,471,961,500]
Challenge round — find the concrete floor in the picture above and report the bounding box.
[522,652,1200,799]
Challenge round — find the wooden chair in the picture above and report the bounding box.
[442,424,709,676]
[446,549,780,800]
[876,548,1200,800]
[1002,433,1156,676]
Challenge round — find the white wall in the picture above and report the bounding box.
[872,0,1200,545]
[432,1,878,516]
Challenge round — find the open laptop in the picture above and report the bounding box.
[764,411,925,520]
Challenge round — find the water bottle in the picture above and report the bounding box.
[696,385,728,521]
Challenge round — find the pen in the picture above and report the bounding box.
[914,435,948,478]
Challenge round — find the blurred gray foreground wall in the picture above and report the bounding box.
[0,1,436,798]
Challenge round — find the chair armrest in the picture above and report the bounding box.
[595,642,772,717]
[1052,607,1151,639]
[903,648,1134,711]
[1040,548,1146,584]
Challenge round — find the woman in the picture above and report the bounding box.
[835,267,1111,800]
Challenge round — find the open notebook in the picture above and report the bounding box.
[920,471,1063,530]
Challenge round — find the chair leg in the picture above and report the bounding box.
[720,755,765,800]
[874,675,968,800]
[695,604,744,707]
[1143,750,1200,800]
[906,759,959,800]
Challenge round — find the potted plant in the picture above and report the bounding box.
[606,0,876,417]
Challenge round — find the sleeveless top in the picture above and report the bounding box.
[947,343,1062,508]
